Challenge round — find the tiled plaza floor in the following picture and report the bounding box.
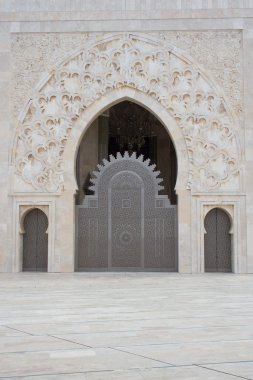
[0,273,253,379]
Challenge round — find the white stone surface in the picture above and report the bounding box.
[0,273,253,378]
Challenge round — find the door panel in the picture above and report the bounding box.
[23,209,48,272]
[204,208,231,272]
[76,154,177,271]
[110,172,143,269]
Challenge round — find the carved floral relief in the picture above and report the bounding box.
[13,33,241,192]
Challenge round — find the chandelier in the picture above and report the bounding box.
[109,101,157,153]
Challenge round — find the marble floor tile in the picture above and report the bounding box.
[0,366,243,379]
[0,325,28,337]
[0,335,83,354]
[7,315,253,335]
[0,347,168,377]
[0,273,253,378]
[204,362,253,380]
[53,324,253,348]
[115,339,253,366]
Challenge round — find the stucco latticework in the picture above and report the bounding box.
[13,33,240,193]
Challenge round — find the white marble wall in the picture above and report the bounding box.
[0,1,252,272]
[243,26,253,272]
[0,29,11,271]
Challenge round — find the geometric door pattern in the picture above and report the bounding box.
[23,208,48,272]
[76,152,177,271]
[204,208,232,272]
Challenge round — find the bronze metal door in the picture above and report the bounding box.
[204,208,231,272]
[23,209,48,272]
[76,152,177,271]
[109,171,143,269]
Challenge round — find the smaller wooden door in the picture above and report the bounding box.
[23,209,48,272]
[204,208,231,272]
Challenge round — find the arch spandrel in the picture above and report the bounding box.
[12,33,241,193]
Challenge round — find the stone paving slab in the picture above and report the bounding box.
[5,316,253,336]
[0,347,169,377]
[205,362,253,380]
[115,340,253,366]
[52,325,253,347]
[0,273,253,378]
[0,326,27,337]
[0,366,243,380]
[0,335,84,354]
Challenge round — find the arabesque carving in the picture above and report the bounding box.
[13,33,240,192]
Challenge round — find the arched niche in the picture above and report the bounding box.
[64,88,188,195]
[58,89,190,273]
[75,100,178,206]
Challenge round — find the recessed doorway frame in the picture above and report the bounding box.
[61,88,192,273]
[75,98,178,271]
[195,196,246,274]
[12,199,55,272]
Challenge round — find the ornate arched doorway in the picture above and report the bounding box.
[23,208,48,272]
[10,32,242,273]
[204,208,232,272]
[75,101,178,271]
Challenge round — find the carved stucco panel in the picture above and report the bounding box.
[11,31,242,120]
[12,33,241,193]
[158,31,242,117]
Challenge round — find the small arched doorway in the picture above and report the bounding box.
[204,208,232,272]
[23,209,48,272]
[75,100,178,271]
